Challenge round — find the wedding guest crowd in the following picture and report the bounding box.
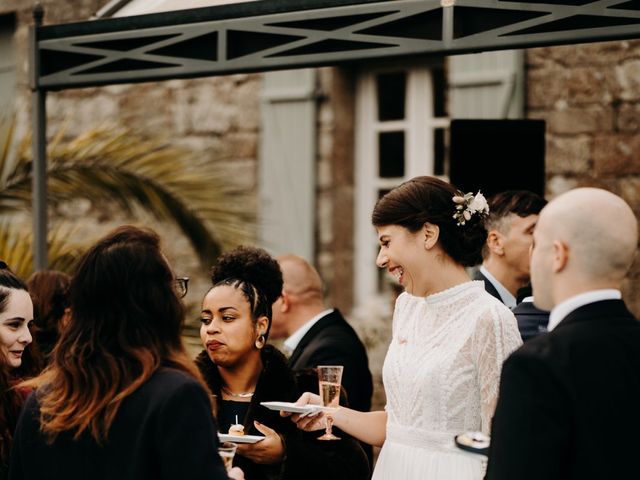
[487,188,640,480]
[1,178,639,480]
[9,226,240,480]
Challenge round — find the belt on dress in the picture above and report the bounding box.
[386,423,459,453]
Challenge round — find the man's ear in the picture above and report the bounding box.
[279,292,291,313]
[486,230,505,256]
[423,222,440,250]
[552,241,569,273]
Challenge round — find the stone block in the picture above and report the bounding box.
[617,103,640,132]
[594,134,640,175]
[615,60,640,102]
[545,135,592,175]
[47,92,119,137]
[546,175,580,199]
[544,106,614,135]
[317,192,333,248]
[527,68,568,109]
[528,41,637,68]
[566,67,618,105]
[614,177,640,214]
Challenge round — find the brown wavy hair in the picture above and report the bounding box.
[24,226,204,443]
[26,270,71,361]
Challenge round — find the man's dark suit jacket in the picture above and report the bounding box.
[512,300,549,342]
[288,309,373,414]
[473,270,502,303]
[486,300,640,480]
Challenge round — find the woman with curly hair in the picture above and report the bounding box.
[290,176,523,480]
[196,245,369,480]
[10,226,241,480]
[0,263,33,480]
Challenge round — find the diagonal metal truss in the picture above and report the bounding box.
[36,0,640,90]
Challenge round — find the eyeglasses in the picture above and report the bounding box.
[174,277,189,298]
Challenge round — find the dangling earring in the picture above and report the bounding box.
[255,332,266,349]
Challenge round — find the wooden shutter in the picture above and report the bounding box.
[0,17,16,117]
[448,50,524,119]
[258,69,316,261]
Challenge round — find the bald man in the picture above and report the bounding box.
[486,188,640,480]
[271,255,373,415]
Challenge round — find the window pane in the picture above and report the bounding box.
[432,67,447,117]
[376,72,406,121]
[378,188,392,200]
[378,131,405,178]
[434,127,447,176]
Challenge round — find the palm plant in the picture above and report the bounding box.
[0,117,255,279]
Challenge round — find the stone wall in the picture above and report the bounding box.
[3,0,262,342]
[527,39,640,315]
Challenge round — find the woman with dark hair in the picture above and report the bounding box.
[26,270,71,363]
[290,177,522,479]
[10,226,241,480]
[0,263,33,480]
[196,245,369,480]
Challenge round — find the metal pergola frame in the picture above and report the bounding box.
[30,0,640,268]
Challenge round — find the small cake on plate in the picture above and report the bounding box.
[228,423,245,436]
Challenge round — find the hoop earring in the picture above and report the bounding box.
[255,333,266,349]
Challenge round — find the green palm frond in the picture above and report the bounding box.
[0,121,255,269]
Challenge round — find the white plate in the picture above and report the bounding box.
[260,401,323,415]
[218,433,265,444]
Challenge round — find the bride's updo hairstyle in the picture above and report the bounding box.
[210,246,283,340]
[372,176,487,267]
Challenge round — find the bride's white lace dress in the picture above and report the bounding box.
[372,281,522,480]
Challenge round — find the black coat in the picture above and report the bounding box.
[196,345,369,480]
[287,310,373,414]
[9,368,228,480]
[512,300,549,342]
[486,300,640,480]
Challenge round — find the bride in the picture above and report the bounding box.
[289,176,522,479]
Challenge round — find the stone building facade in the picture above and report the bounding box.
[2,0,639,408]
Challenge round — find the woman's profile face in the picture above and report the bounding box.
[200,284,260,368]
[0,289,34,369]
[375,224,429,296]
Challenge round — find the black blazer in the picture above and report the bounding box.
[473,270,502,303]
[288,309,373,413]
[512,300,549,342]
[486,300,640,480]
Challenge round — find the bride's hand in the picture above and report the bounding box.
[281,392,326,431]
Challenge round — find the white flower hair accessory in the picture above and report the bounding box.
[452,191,490,226]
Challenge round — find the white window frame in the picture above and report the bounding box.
[354,65,449,306]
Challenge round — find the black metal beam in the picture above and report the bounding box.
[35,0,640,91]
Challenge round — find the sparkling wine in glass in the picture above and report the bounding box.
[218,442,237,472]
[317,365,343,441]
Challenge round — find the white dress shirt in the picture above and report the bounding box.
[283,308,334,356]
[548,289,622,332]
[480,266,517,308]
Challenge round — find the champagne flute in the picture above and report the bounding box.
[218,442,237,472]
[317,365,343,441]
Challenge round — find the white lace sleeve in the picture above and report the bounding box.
[471,305,522,434]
